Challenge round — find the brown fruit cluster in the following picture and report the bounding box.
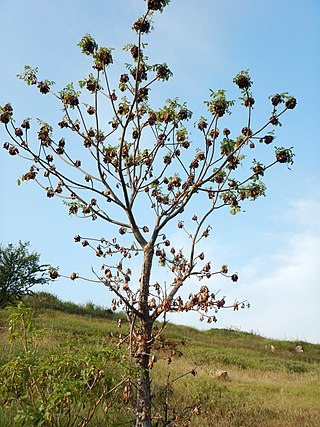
[8,145,19,155]
[68,203,78,214]
[80,35,97,55]
[252,164,264,176]
[148,0,165,10]
[177,109,190,121]
[38,125,51,146]
[241,127,252,136]
[47,188,55,198]
[87,106,95,115]
[156,64,171,80]
[37,81,50,94]
[96,47,113,66]
[133,18,151,33]
[271,94,282,106]
[0,103,13,124]
[56,138,65,155]
[23,166,37,181]
[21,119,30,130]
[197,120,207,131]
[244,96,255,107]
[285,97,297,110]
[269,116,279,126]
[137,87,149,102]
[49,270,59,279]
[86,78,100,93]
[213,97,228,117]
[234,74,251,89]
[120,74,129,84]
[130,45,139,60]
[262,135,274,145]
[58,120,69,129]
[276,150,290,163]
[231,273,238,282]
[63,94,79,107]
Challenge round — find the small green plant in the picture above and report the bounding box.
[152,369,201,425]
[7,302,38,352]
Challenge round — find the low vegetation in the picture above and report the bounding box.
[24,291,123,319]
[0,293,319,426]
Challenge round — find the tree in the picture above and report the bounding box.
[0,0,296,425]
[0,242,50,308]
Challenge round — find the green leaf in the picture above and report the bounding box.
[230,206,241,215]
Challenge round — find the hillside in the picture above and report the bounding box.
[0,295,319,426]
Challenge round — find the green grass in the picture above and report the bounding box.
[0,294,319,426]
[24,291,123,320]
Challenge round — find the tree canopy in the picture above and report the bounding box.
[0,242,50,308]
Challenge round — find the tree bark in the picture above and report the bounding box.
[135,244,154,427]
[135,320,152,426]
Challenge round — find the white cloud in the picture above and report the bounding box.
[170,196,320,344]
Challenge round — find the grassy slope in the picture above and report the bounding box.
[0,306,319,426]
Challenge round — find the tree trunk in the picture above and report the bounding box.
[135,320,152,426]
[135,244,154,427]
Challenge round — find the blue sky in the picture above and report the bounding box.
[1,0,319,343]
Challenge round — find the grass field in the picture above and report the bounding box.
[0,294,319,426]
